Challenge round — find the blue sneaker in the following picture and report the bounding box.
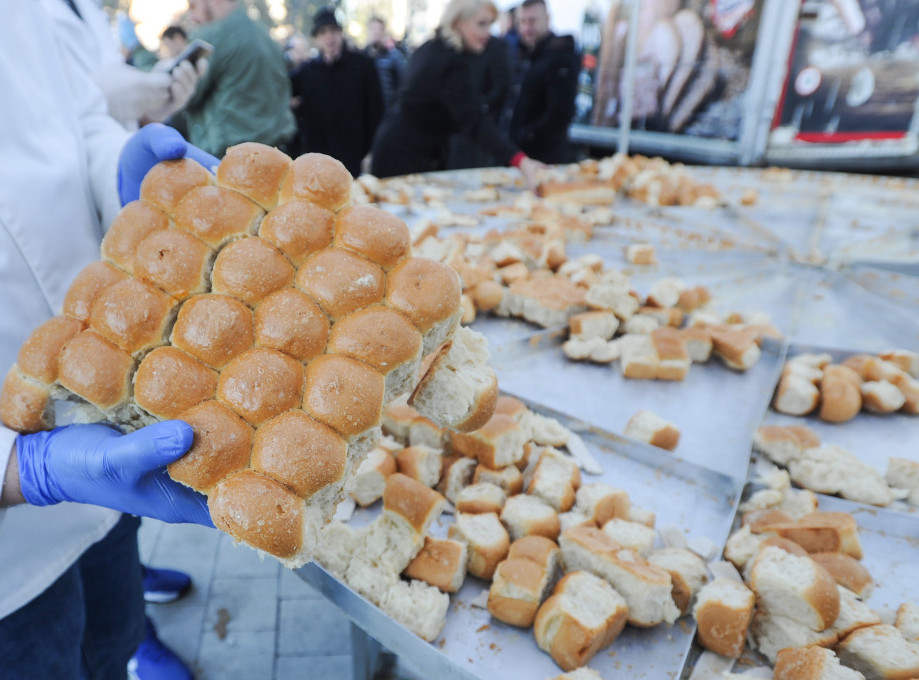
[127,617,194,680]
[142,566,192,604]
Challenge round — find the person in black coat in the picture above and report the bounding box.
[504,0,579,164]
[291,8,384,176]
[371,0,541,187]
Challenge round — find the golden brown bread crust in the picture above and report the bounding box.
[58,330,134,410]
[174,185,264,248]
[216,142,291,210]
[211,237,296,306]
[278,153,351,212]
[17,316,83,384]
[296,249,385,320]
[303,354,384,438]
[385,258,462,333]
[209,470,304,559]
[0,369,53,432]
[63,261,129,324]
[328,307,421,372]
[333,206,411,269]
[217,347,304,427]
[254,288,329,362]
[258,200,334,267]
[403,536,466,592]
[133,229,212,299]
[89,279,177,356]
[383,472,445,534]
[139,157,212,216]
[169,400,253,492]
[100,200,169,272]
[134,347,218,419]
[251,410,348,498]
[170,294,254,369]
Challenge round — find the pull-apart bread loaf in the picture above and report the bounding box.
[0,146,497,567]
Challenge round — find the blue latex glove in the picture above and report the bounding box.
[117,123,219,206]
[16,421,214,527]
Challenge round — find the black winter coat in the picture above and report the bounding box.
[371,36,520,178]
[291,48,384,176]
[508,33,579,164]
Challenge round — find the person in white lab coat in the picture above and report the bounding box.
[0,3,215,679]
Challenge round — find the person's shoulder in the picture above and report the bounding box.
[546,33,577,55]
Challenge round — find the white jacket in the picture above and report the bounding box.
[0,1,129,618]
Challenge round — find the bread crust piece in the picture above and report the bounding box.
[487,557,548,627]
[296,248,385,320]
[169,400,253,492]
[258,200,334,266]
[174,185,264,248]
[170,294,254,369]
[217,347,304,427]
[209,469,304,560]
[211,237,296,306]
[216,142,291,210]
[58,330,135,412]
[334,206,411,269]
[693,578,755,658]
[0,369,53,433]
[101,200,170,272]
[278,152,352,212]
[251,410,348,498]
[533,570,629,671]
[403,536,468,592]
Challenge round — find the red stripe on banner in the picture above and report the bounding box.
[795,131,908,143]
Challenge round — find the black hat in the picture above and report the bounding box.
[311,7,341,36]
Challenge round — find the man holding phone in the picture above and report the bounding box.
[180,0,296,158]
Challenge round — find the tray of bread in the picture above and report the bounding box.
[304,394,738,680]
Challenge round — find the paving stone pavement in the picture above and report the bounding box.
[139,519,424,680]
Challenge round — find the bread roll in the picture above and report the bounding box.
[171,294,254,369]
[861,380,906,413]
[334,206,411,269]
[139,157,212,216]
[451,413,526,469]
[57,330,135,413]
[16,316,83,384]
[820,368,862,423]
[403,536,468,593]
[303,353,383,443]
[216,142,291,210]
[438,455,477,503]
[217,347,304,427]
[383,473,446,537]
[100,200,169,273]
[297,248,385,320]
[533,570,629,671]
[258,200,334,266]
[62,261,130,324]
[0,369,53,433]
[386,257,463,353]
[89,278,177,357]
[278,152,352,212]
[693,578,755,658]
[211,237,295,306]
[174,185,264,248]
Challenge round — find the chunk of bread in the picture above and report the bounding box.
[762,512,863,559]
[396,445,443,488]
[350,446,397,506]
[753,425,821,467]
[409,326,498,433]
[860,380,906,414]
[790,445,898,507]
[879,349,919,378]
[474,463,524,496]
[775,373,821,416]
[748,546,840,632]
[568,310,620,340]
[500,494,561,541]
[487,557,551,627]
[618,334,660,379]
[448,511,510,580]
[651,326,691,381]
[575,483,631,527]
[314,521,359,577]
[403,536,468,593]
[559,526,679,627]
[819,367,862,423]
[601,518,655,558]
[710,325,761,370]
[647,547,708,615]
[895,601,919,643]
[886,458,919,505]
[724,524,766,570]
[455,482,507,514]
[836,624,919,680]
[624,410,680,451]
[438,456,477,504]
[679,326,712,362]
[508,535,561,573]
[692,578,755,658]
[380,578,450,641]
[626,243,657,265]
[527,449,581,512]
[831,585,881,639]
[774,647,867,680]
[750,609,839,664]
[533,571,629,671]
[811,553,873,599]
[451,414,527,470]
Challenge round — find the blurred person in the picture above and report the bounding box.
[291,7,384,176]
[160,25,189,60]
[502,0,579,164]
[499,6,520,54]
[364,16,406,110]
[181,0,296,158]
[0,9,217,680]
[447,33,512,169]
[285,32,312,72]
[118,12,159,71]
[371,0,543,187]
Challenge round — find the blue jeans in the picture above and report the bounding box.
[0,514,145,680]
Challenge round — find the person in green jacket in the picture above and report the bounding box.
[183,0,296,158]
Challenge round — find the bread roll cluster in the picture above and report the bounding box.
[774,351,919,423]
[0,145,497,566]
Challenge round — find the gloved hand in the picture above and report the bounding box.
[92,61,172,128]
[118,122,219,206]
[145,58,208,123]
[16,421,213,527]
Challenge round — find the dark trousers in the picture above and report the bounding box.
[0,514,145,680]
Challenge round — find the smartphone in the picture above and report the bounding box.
[168,39,213,74]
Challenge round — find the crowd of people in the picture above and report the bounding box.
[0,1,581,679]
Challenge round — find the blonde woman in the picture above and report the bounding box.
[371,0,543,186]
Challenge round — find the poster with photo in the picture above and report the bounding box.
[772,0,919,144]
[583,0,763,141]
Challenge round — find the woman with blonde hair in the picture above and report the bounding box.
[371,0,542,185]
